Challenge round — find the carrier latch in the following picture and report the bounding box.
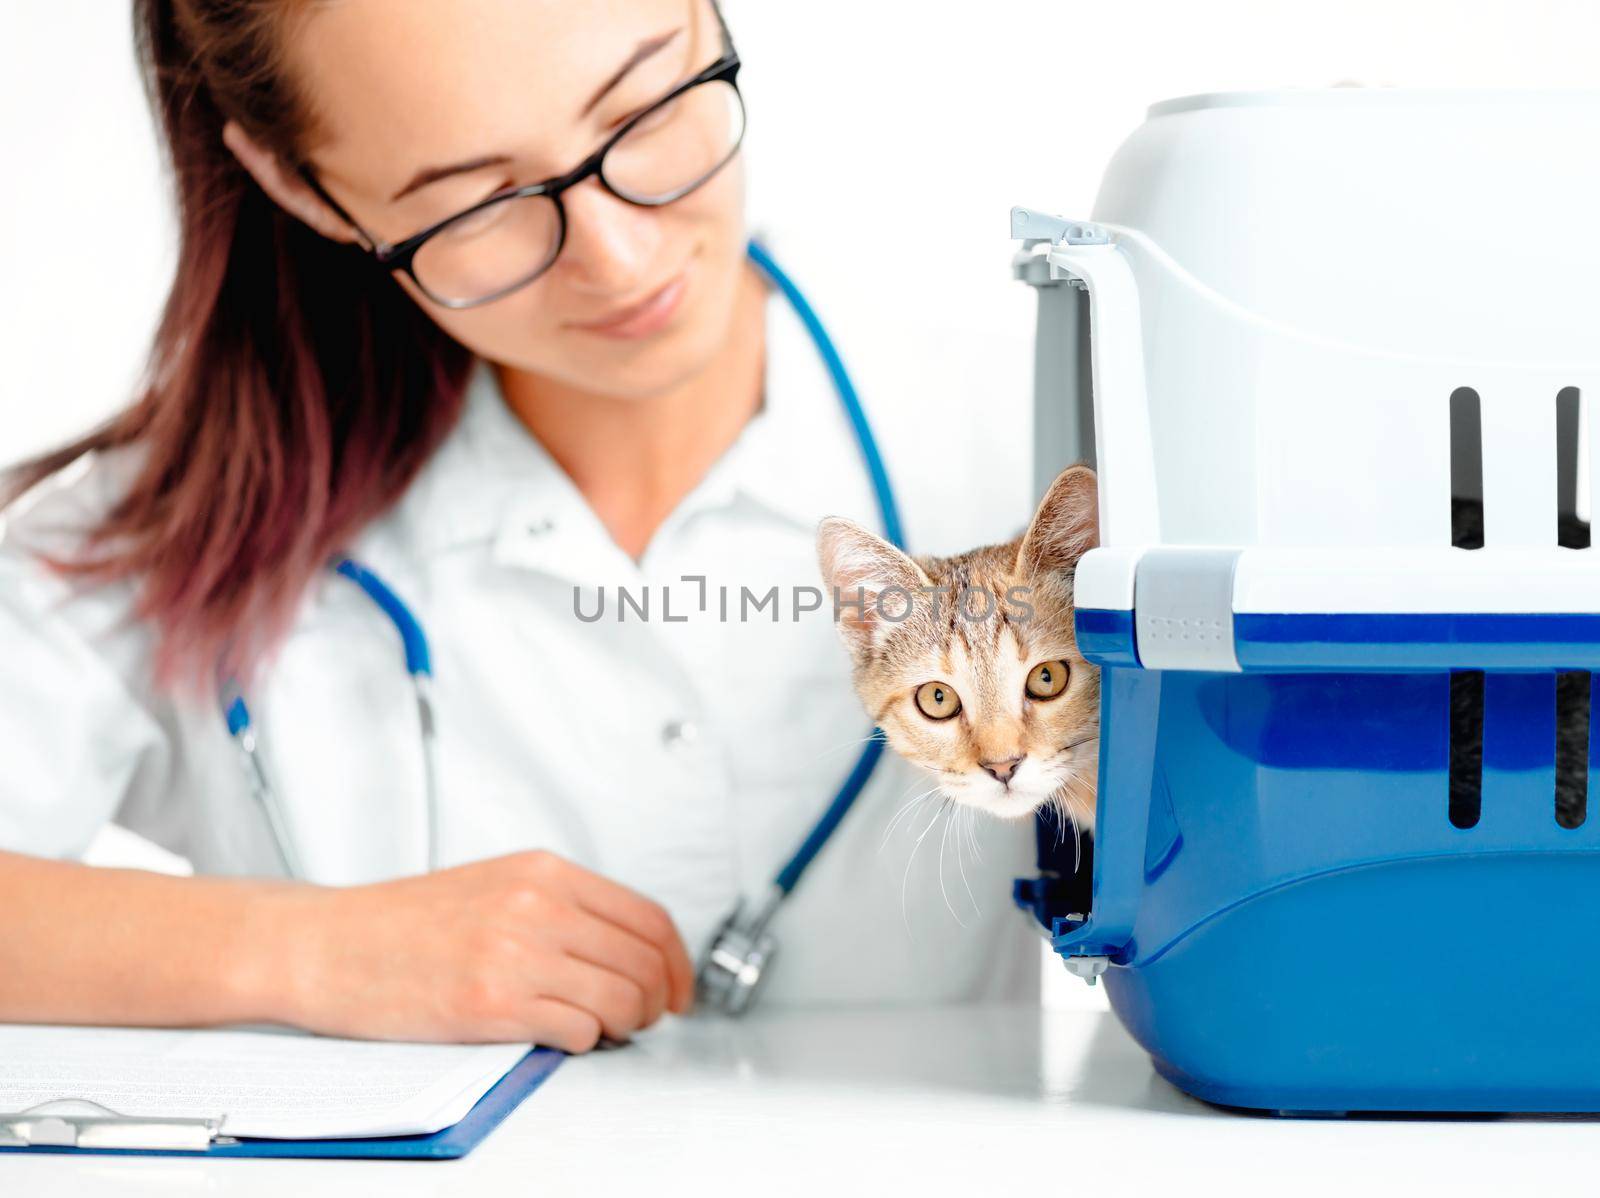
[1062,955,1110,985]
[1009,207,1111,247]
[1050,912,1111,986]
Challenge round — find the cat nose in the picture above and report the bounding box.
[979,755,1025,784]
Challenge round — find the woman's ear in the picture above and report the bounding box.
[1016,465,1099,578]
[816,517,930,662]
[221,120,360,244]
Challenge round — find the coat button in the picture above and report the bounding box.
[661,719,699,748]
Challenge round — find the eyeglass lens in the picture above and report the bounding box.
[411,79,745,306]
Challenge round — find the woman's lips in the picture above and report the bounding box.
[571,273,688,340]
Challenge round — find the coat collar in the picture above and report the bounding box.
[386,258,884,583]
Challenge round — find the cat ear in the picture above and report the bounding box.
[1017,465,1099,578]
[816,517,930,659]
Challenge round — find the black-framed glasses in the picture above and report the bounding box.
[300,4,744,309]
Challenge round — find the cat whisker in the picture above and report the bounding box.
[954,806,981,921]
[885,776,930,812]
[936,805,968,928]
[1043,778,1087,874]
[882,774,946,833]
[812,731,891,760]
[1048,735,1100,764]
[961,801,985,865]
[1053,794,1068,847]
[880,785,941,852]
[1053,763,1101,874]
[901,796,950,937]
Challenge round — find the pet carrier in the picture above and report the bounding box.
[1012,90,1600,1114]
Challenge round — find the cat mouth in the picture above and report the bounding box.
[935,746,1098,823]
[941,773,1058,820]
[951,786,1048,821]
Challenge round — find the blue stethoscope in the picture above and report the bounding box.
[222,241,904,1016]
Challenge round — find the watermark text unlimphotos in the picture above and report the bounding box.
[572,576,1035,624]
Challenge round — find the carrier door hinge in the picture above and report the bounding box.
[1010,206,1110,290]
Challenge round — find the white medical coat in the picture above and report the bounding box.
[0,274,1040,1005]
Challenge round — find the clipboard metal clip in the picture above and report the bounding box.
[0,1098,234,1152]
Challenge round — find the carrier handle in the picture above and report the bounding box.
[1009,208,1160,547]
[1008,211,1163,972]
[1050,666,1163,973]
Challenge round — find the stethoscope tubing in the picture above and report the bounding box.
[744,241,901,898]
[223,557,439,877]
[223,242,897,898]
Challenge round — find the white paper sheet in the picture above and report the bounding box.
[0,1024,532,1139]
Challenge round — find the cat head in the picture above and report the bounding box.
[816,466,1100,825]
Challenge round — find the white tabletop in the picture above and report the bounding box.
[5,1001,1598,1197]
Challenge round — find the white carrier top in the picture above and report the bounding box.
[1021,90,1600,669]
[1097,89,1600,364]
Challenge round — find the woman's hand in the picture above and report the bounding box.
[264,851,696,1051]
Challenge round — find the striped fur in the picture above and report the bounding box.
[817,466,1100,826]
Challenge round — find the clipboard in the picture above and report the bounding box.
[0,1047,564,1161]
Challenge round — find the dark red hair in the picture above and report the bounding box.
[2,0,473,691]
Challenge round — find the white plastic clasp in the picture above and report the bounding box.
[1010,206,1111,247]
[1062,955,1110,986]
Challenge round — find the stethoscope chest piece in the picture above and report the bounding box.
[697,890,781,1017]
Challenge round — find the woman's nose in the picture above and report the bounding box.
[558,182,661,293]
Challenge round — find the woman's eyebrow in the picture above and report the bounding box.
[387,28,684,204]
[390,154,514,203]
[580,27,683,117]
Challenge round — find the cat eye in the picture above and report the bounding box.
[913,681,962,721]
[1025,660,1070,701]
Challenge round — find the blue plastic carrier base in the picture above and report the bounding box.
[1020,627,1600,1115]
[0,1048,563,1160]
[1109,854,1600,1114]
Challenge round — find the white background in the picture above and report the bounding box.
[3,2,1599,1004]
[5,1,1600,471]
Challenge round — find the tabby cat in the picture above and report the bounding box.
[817,466,1101,828]
[817,484,1590,838]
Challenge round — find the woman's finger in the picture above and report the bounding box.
[557,909,672,1027]
[541,956,649,1042]
[563,867,696,1013]
[522,996,603,1054]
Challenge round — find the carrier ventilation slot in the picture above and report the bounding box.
[1448,671,1485,830]
[1557,386,1590,547]
[1554,388,1591,828]
[1555,671,1590,829]
[1449,387,1483,549]
[1447,388,1485,829]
